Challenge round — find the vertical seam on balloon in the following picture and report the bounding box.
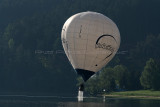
[73,18,78,68]
[83,15,92,69]
[88,14,100,70]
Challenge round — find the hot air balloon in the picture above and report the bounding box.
[61,11,120,82]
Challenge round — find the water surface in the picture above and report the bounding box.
[0,94,160,107]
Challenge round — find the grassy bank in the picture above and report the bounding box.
[105,90,160,99]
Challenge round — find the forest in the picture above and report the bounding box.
[0,0,160,94]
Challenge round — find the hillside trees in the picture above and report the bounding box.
[140,58,160,90]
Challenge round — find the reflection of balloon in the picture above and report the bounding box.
[61,11,120,82]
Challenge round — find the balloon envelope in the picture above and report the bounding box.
[61,12,120,81]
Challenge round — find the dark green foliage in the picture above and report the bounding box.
[126,35,160,90]
[84,67,116,95]
[84,66,131,95]
[84,76,100,95]
[114,65,130,90]
[140,58,160,90]
[99,68,116,92]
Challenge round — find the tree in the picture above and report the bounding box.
[99,67,116,92]
[84,67,116,95]
[140,58,160,90]
[126,35,160,90]
[114,65,130,90]
[84,76,100,95]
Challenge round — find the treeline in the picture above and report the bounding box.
[0,0,160,93]
[84,58,160,95]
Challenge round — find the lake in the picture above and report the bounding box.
[0,94,160,107]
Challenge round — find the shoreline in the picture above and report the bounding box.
[104,90,160,99]
[104,95,160,99]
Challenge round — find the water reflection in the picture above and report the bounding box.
[59,102,107,107]
[0,95,160,107]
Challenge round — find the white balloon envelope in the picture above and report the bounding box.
[61,11,120,82]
